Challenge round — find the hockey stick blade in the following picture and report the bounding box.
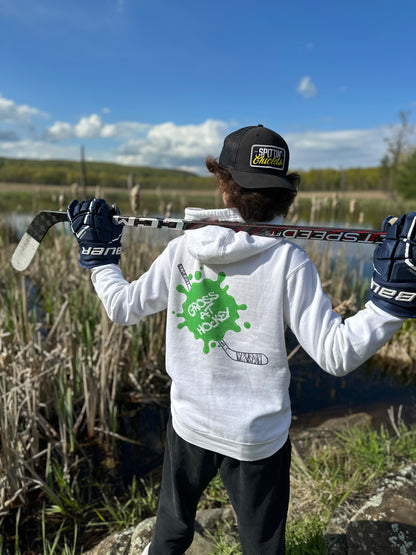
[11,211,386,271]
[11,211,68,271]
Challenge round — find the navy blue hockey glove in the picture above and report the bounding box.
[371,212,416,318]
[67,198,123,268]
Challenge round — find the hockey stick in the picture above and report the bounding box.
[11,210,386,271]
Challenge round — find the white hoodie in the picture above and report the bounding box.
[91,208,403,461]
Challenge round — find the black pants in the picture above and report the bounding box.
[149,419,291,555]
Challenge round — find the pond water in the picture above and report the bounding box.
[287,330,416,417]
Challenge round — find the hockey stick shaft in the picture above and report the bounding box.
[11,210,386,271]
[113,215,386,244]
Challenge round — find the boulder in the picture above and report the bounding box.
[325,463,416,554]
[83,525,135,554]
[84,508,236,555]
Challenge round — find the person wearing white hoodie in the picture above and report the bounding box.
[67,125,416,555]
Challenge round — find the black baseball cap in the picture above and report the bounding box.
[219,124,297,190]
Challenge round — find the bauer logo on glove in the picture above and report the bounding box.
[80,245,122,258]
[67,198,123,268]
[371,212,416,318]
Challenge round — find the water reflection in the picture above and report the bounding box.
[286,329,416,419]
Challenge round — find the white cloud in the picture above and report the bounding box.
[75,114,103,138]
[286,126,403,169]
[46,114,149,141]
[0,138,81,160]
[297,76,318,99]
[1,110,228,174]
[101,121,149,139]
[115,119,228,172]
[46,120,73,141]
[0,93,48,123]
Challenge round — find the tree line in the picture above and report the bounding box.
[0,157,391,192]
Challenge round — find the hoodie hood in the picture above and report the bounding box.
[184,207,282,264]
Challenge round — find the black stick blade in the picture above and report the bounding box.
[11,211,68,271]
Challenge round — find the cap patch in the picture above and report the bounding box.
[250,144,286,171]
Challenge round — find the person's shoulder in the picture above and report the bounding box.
[160,233,189,258]
[269,238,313,273]
[272,238,309,260]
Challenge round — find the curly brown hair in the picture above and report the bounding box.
[206,156,299,222]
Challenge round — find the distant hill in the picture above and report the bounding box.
[0,157,213,190]
[0,157,384,192]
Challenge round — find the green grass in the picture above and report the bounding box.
[94,476,159,530]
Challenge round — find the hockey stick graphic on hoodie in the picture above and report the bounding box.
[11,209,387,272]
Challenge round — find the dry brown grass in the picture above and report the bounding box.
[0,222,170,520]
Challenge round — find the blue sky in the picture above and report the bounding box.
[1,0,415,175]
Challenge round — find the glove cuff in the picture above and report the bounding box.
[371,297,414,318]
[370,276,416,318]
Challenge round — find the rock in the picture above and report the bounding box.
[84,508,237,555]
[187,508,236,555]
[83,525,135,554]
[130,516,156,553]
[347,520,416,555]
[325,463,416,554]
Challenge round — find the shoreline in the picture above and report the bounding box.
[0,181,390,200]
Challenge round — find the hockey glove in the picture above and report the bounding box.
[67,198,123,268]
[371,212,416,318]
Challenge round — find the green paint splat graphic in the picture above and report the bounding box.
[176,264,269,365]
[176,271,247,354]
